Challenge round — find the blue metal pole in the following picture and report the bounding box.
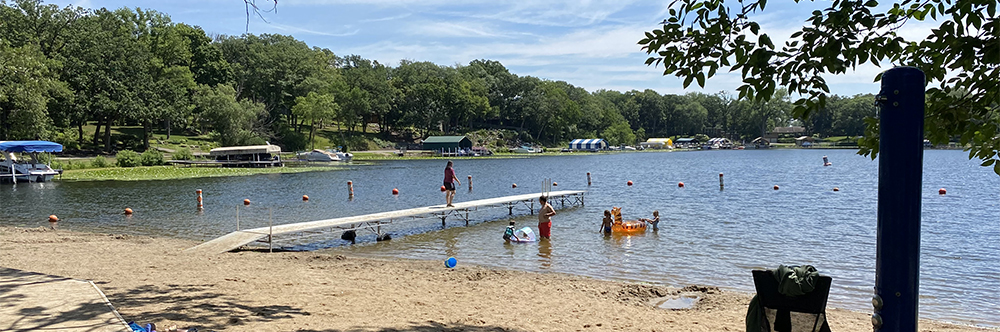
[872,67,925,332]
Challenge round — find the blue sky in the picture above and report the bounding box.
[47,0,936,97]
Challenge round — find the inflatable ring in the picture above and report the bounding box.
[611,220,647,233]
[609,207,647,234]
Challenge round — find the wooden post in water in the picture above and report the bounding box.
[587,172,592,186]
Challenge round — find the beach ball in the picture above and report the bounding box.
[445,257,457,268]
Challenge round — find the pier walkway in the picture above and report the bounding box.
[186,190,585,254]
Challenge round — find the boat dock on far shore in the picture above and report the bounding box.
[186,190,585,254]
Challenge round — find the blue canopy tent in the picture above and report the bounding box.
[0,141,63,153]
[568,139,608,151]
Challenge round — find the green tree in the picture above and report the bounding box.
[0,41,66,140]
[639,0,999,173]
[62,8,152,151]
[338,55,396,134]
[194,84,266,146]
[291,92,338,149]
[603,121,636,146]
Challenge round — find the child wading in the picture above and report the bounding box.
[641,210,660,231]
[601,210,613,234]
[503,221,517,242]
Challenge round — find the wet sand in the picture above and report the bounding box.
[0,227,990,332]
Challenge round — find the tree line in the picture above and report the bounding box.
[0,0,876,153]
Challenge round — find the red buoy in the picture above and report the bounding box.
[938,188,946,195]
[302,195,309,201]
[392,188,399,195]
[773,185,780,190]
[243,199,250,206]
[440,185,446,192]
[552,182,558,186]
[627,180,633,186]
[48,215,58,222]
[512,183,517,188]
[678,182,685,188]
[833,187,840,192]
[124,208,133,215]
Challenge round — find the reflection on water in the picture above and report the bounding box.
[1,150,997,326]
[537,240,552,269]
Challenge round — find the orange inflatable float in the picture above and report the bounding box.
[610,207,647,233]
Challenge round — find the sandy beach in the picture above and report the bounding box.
[0,226,990,332]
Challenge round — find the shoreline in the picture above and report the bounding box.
[0,227,992,331]
[47,147,964,182]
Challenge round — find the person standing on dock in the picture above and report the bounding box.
[444,161,461,207]
[538,196,555,239]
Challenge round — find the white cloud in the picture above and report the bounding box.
[407,21,504,38]
[266,22,359,37]
[360,13,413,23]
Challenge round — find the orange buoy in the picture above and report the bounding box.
[938,188,946,195]
[392,188,399,195]
[773,185,780,190]
[440,185,446,192]
[552,182,558,186]
[678,182,685,188]
[243,199,250,206]
[48,215,59,222]
[512,183,517,188]
[833,187,840,192]
[124,208,133,215]
[627,180,633,186]
[302,195,309,201]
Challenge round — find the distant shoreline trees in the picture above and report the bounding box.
[2,0,877,154]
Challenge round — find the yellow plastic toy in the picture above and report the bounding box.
[610,207,647,233]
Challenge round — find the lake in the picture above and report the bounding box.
[1,149,997,327]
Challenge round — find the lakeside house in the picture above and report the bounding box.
[752,137,771,148]
[421,136,472,151]
[765,126,806,144]
[706,138,734,149]
[795,136,816,147]
[674,137,701,149]
[639,138,673,149]
[209,144,282,167]
[568,138,608,152]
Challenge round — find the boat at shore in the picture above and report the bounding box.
[0,141,63,183]
[297,149,353,162]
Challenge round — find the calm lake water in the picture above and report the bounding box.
[1,149,997,327]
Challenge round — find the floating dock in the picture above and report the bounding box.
[186,190,585,254]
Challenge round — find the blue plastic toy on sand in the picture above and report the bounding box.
[445,257,457,268]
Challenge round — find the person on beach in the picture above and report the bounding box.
[640,210,660,231]
[538,196,555,239]
[601,210,613,234]
[443,161,461,207]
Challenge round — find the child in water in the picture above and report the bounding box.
[601,210,613,234]
[503,221,518,242]
[640,210,660,230]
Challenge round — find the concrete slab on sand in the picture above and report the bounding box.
[1,267,130,332]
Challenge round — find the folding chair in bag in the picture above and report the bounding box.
[751,269,832,332]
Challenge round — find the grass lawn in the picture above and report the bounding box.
[60,165,343,181]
